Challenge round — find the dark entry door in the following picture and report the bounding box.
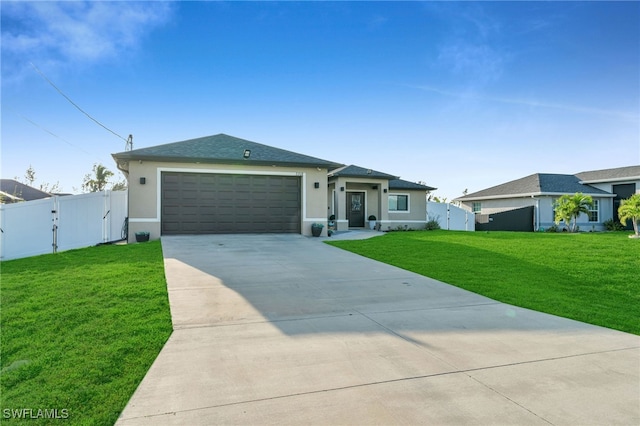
[347,192,365,227]
[613,183,636,230]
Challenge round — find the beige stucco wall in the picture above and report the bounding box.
[326,178,427,231]
[385,189,427,231]
[123,160,330,240]
[328,177,389,231]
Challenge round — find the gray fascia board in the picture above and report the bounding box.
[579,176,640,184]
[112,153,342,169]
[457,191,616,202]
[455,192,544,202]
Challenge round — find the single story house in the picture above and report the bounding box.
[0,179,52,203]
[112,134,435,240]
[454,165,640,231]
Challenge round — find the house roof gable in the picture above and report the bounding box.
[456,173,612,201]
[389,179,436,191]
[112,134,343,169]
[0,179,51,202]
[328,165,398,180]
[575,165,640,183]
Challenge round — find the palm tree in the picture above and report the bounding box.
[618,193,640,238]
[82,163,114,192]
[554,193,593,233]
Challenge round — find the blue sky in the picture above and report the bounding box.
[2,1,639,198]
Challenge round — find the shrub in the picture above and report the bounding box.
[603,218,624,231]
[425,218,441,231]
[546,224,559,233]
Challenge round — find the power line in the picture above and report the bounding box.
[6,105,97,158]
[30,62,128,143]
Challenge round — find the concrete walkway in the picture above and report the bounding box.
[117,234,639,425]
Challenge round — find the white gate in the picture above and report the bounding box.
[0,190,128,261]
[427,201,475,231]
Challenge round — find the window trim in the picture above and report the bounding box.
[388,193,410,213]
[588,199,599,222]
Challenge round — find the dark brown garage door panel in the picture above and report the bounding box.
[161,172,301,234]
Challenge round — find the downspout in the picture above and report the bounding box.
[115,160,129,177]
[114,159,130,242]
[531,195,539,231]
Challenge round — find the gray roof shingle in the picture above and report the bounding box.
[328,165,398,180]
[389,179,436,191]
[0,179,51,202]
[457,173,612,201]
[575,165,640,182]
[112,134,343,169]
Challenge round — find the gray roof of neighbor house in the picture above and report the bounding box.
[0,179,51,203]
[575,165,640,183]
[112,134,343,169]
[328,165,398,180]
[389,179,436,191]
[456,173,613,201]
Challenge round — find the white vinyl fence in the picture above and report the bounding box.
[427,201,475,231]
[0,190,127,261]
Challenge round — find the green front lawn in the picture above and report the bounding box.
[1,242,172,424]
[328,231,640,335]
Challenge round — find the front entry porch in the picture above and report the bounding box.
[329,180,388,232]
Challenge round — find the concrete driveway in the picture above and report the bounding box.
[117,234,639,425]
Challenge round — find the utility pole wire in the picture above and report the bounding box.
[30,62,128,143]
[8,106,96,157]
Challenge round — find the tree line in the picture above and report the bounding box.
[15,163,126,194]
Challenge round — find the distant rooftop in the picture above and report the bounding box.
[575,165,640,183]
[457,173,613,201]
[0,179,51,203]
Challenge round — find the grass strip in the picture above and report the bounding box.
[328,231,640,335]
[1,241,172,425]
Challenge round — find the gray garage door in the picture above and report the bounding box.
[161,172,301,235]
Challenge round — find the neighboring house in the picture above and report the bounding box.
[0,179,51,203]
[112,133,436,240]
[454,166,640,231]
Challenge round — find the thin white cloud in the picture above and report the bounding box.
[2,1,174,79]
[412,85,639,121]
[437,43,506,84]
[429,3,508,86]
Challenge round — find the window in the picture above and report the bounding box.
[472,202,481,213]
[588,199,599,222]
[389,194,409,212]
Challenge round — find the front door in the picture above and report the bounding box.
[347,192,365,227]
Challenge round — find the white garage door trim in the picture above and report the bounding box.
[127,168,310,227]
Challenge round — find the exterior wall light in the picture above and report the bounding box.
[314,182,320,189]
[140,177,146,185]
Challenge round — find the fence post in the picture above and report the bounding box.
[102,190,109,243]
[51,196,59,254]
